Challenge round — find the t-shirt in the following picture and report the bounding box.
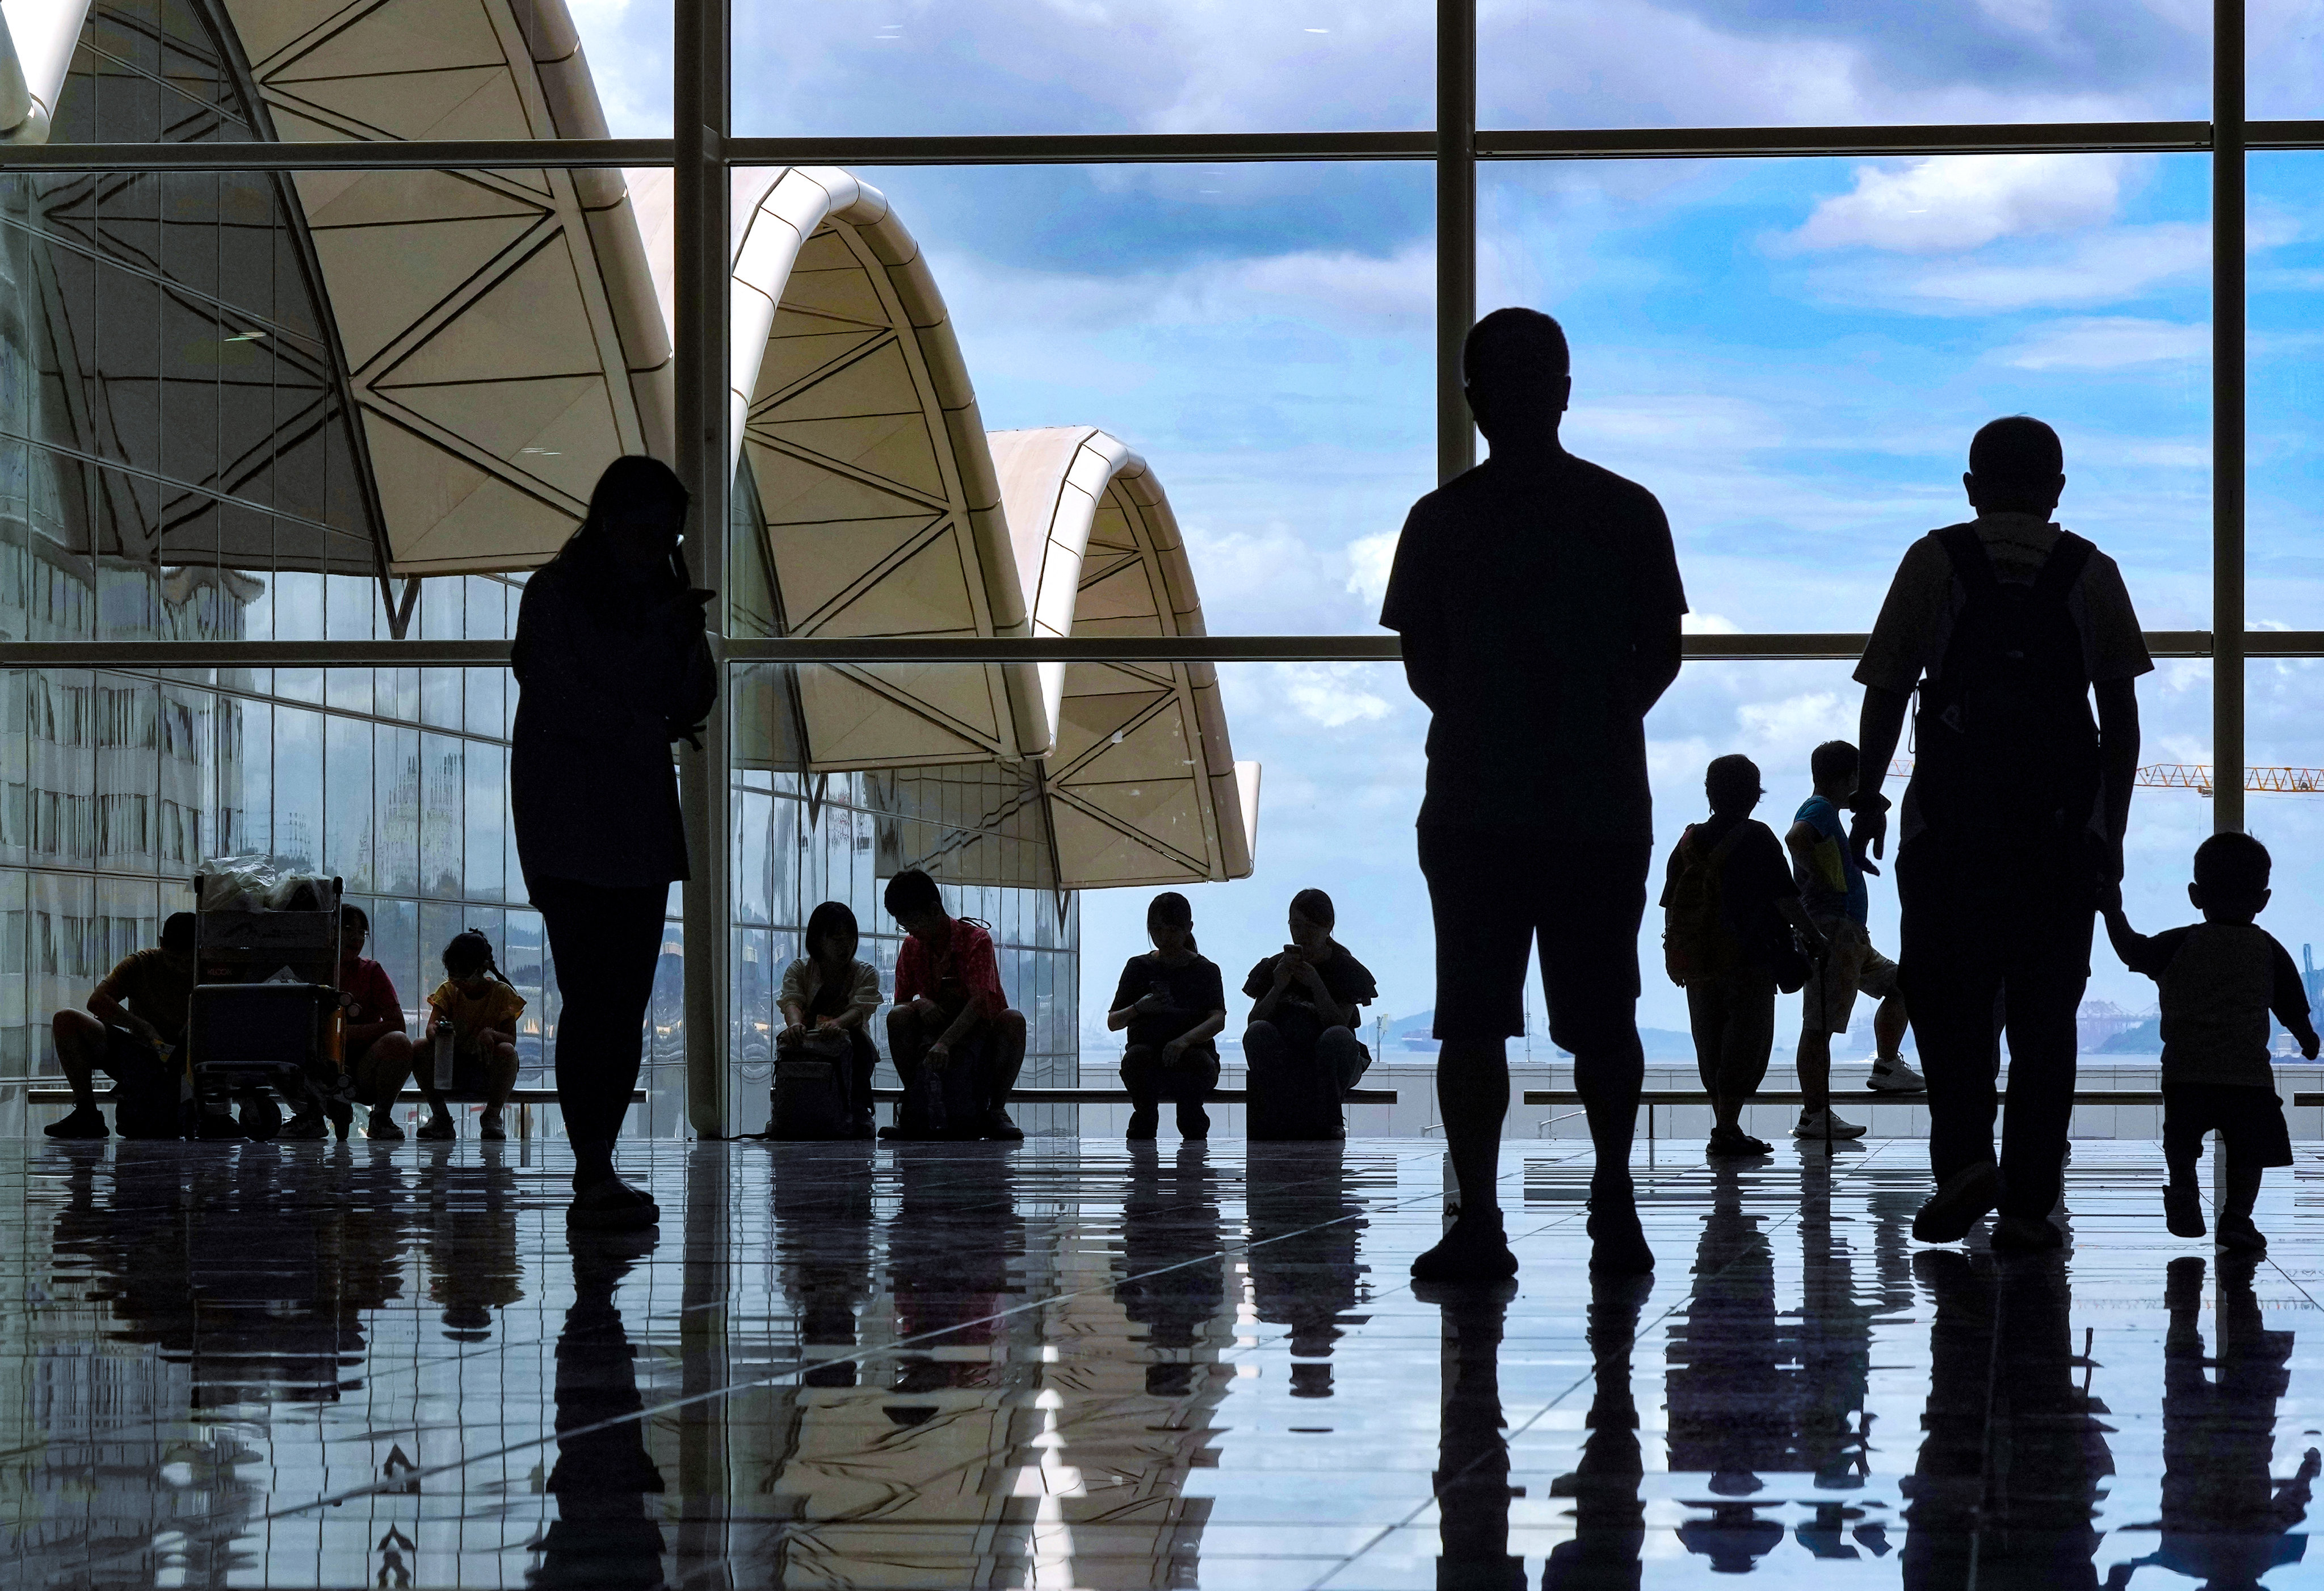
[2114,921,2314,1089]
[427,978,527,1056]
[1792,795,1867,925]
[1660,813,1799,969]
[339,957,405,1032]
[1110,953,1228,1053]
[1243,943,1379,1043]
[1379,451,1688,841]
[894,917,1007,1019]
[101,948,195,1045]
[1855,513,2153,849]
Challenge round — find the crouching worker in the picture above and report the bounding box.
[1111,892,1227,1143]
[284,904,415,1141]
[1243,888,1378,1140]
[46,911,196,1139]
[882,868,1028,1141]
[418,930,523,1142]
[775,901,881,1139]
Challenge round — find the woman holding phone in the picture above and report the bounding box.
[1109,892,1226,1142]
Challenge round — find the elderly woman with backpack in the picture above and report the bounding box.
[1663,754,1827,1156]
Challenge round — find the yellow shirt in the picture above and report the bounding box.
[426,979,526,1055]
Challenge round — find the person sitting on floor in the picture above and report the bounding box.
[778,900,882,1139]
[2103,832,2320,1256]
[1243,888,1378,1140]
[1662,754,1827,1158]
[882,868,1029,1141]
[418,929,523,1143]
[45,911,197,1140]
[283,902,417,1142]
[1111,892,1228,1143]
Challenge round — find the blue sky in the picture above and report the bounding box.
[571,1,2324,1046]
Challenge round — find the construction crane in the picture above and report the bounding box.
[1890,760,2324,795]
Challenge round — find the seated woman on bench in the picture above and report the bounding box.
[1243,888,1378,1140]
[284,902,416,1141]
[45,911,197,1139]
[882,868,1028,1141]
[419,930,523,1142]
[778,900,882,1139]
[1111,892,1227,1142]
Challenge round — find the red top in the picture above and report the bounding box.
[340,956,406,1031]
[894,917,1006,1019]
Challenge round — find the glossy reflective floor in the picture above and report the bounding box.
[5,1136,2322,1589]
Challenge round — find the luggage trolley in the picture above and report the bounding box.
[186,872,346,1140]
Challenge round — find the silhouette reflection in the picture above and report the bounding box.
[1666,1161,1786,1571]
[1905,1249,2112,1589]
[1116,1141,1226,1401]
[1422,1277,1525,1590]
[1544,1273,1652,1591]
[770,1145,876,1389]
[421,1144,523,1343]
[888,1145,1027,1395]
[1245,1142,1369,1399]
[529,1230,667,1589]
[2106,1256,2318,1590]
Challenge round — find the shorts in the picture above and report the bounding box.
[1418,828,1650,1050]
[2163,1082,2293,1170]
[1800,916,1900,1036]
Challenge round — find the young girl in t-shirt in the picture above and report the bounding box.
[1108,892,1227,1141]
[776,901,882,1138]
[421,929,524,1141]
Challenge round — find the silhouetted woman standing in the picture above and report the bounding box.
[512,456,714,1229]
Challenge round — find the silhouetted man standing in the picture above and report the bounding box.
[1848,416,2148,1251]
[1382,308,1684,1281]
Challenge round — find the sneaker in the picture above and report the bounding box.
[1912,1161,2001,1244]
[1586,1199,1655,1277]
[1125,1108,1158,1142]
[1990,1213,2064,1252]
[568,1175,659,1232]
[1707,1126,1773,1157]
[2217,1212,2268,1254]
[982,1108,1024,1142]
[366,1108,405,1142]
[43,1104,108,1140]
[279,1111,329,1141]
[1867,1055,1927,1093]
[1793,1108,1868,1141]
[326,1102,354,1142]
[1411,1211,1520,1283]
[480,1112,506,1142]
[2164,1182,2207,1239]
[850,1112,876,1141]
[1176,1103,1211,1141]
[415,1114,456,1141]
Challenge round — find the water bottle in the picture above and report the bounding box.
[432,1018,455,1090]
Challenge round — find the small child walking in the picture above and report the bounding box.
[420,929,526,1141]
[2102,833,2319,1253]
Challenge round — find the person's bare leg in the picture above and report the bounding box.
[1873,993,1908,1060]
[52,1009,107,1109]
[358,1032,415,1109]
[1437,1036,1510,1220]
[481,1043,519,1137]
[1797,1026,1832,1116]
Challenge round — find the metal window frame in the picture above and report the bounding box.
[0,0,2273,1122]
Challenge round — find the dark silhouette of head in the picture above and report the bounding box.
[1705,754,1762,818]
[2191,830,2272,921]
[1964,415,2065,518]
[1288,888,1338,954]
[159,911,196,958]
[804,900,859,963]
[443,929,502,982]
[1809,740,1859,794]
[1463,308,1571,450]
[556,455,690,594]
[1147,891,1196,952]
[883,868,948,939]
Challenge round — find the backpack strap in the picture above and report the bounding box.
[1933,523,2001,595]
[2031,530,2095,605]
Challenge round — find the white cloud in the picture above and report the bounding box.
[1682,612,1742,634]
[1738,691,1852,754]
[1275,663,1393,728]
[1344,530,1399,610]
[1872,221,2210,312]
[2000,317,2209,370]
[1793,154,2133,255]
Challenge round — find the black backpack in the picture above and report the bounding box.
[106,1028,185,1140]
[769,1032,854,1140]
[1911,525,2101,842]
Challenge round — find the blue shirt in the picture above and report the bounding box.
[1793,795,1868,925]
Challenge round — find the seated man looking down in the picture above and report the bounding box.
[47,910,197,1139]
[1243,888,1377,1140]
[883,867,1029,1141]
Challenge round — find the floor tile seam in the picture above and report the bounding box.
[2180,1145,2324,1312]
[64,1172,1501,1573]
[1314,1136,1915,1591]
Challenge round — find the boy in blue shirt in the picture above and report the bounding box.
[1785,740,1922,1143]
[2103,832,2318,1254]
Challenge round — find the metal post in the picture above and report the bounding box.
[2213,0,2247,834]
[1436,0,1476,484]
[676,0,734,1136]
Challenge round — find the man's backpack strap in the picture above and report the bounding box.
[2032,530,2095,604]
[1933,524,1999,594]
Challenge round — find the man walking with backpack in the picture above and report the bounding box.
[1846,416,2150,1250]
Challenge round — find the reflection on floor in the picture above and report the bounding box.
[2,1136,2320,1588]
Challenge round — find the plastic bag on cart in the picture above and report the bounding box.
[199,855,342,914]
